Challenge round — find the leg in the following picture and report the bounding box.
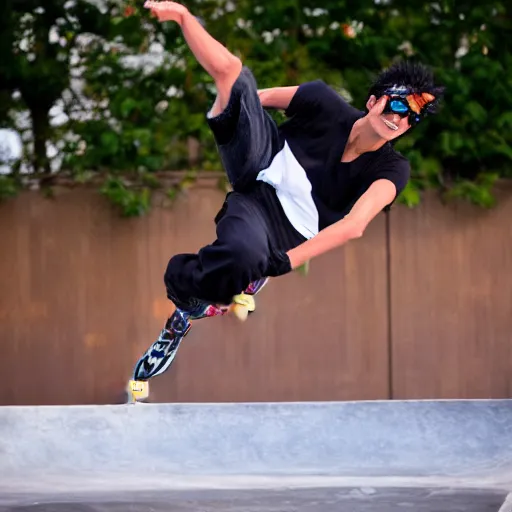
[130,189,297,386]
[130,194,283,385]
[164,193,278,309]
[206,68,281,192]
[129,278,268,386]
[132,308,192,383]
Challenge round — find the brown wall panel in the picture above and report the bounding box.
[0,183,389,405]
[389,185,512,399]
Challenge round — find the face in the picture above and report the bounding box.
[365,95,412,141]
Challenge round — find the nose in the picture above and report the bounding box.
[391,113,402,125]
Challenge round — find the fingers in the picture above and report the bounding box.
[144,1,175,7]
[143,1,166,19]
[143,1,165,10]
[143,1,186,24]
[143,1,155,14]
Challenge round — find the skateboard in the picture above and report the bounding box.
[126,282,266,404]
[126,261,316,404]
[125,260,310,404]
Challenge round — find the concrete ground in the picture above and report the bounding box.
[1,401,511,511]
[0,487,510,512]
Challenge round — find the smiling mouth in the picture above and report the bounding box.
[382,117,399,131]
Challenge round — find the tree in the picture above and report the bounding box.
[1,0,511,214]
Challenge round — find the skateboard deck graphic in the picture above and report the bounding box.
[126,292,260,403]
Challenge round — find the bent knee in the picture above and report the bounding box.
[228,239,268,275]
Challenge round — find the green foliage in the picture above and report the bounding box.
[1,0,511,214]
[443,173,500,208]
[399,182,422,208]
[0,176,20,201]
[100,176,151,217]
[296,260,310,277]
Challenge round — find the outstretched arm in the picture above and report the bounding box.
[286,179,397,269]
[144,1,241,114]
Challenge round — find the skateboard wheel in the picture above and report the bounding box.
[231,293,255,321]
[127,379,149,402]
[232,303,249,322]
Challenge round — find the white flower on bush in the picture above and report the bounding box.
[155,100,169,114]
[76,140,87,155]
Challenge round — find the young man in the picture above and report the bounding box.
[132,1,444,383]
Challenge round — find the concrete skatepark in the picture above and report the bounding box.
[1,400,511,511]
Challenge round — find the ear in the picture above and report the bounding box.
[366,95,388,115]
[366,95,377,111]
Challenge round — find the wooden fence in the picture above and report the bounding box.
[1,180,511,405]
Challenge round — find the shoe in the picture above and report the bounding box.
[132,300,231,381]
[190,302,230,320]
[132,280,269,381]
[133,308,193,380]
[244,277,269,296]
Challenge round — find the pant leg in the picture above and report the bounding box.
[206,67,282,193]
[164,192,291,309]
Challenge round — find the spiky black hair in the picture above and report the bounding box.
[368,60,445,113]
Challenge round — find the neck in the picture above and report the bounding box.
[343,117,387,160]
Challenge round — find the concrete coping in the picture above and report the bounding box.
[1,400,511,493]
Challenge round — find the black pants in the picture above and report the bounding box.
[164,68,306,310]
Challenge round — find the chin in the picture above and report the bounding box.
[377,126,398,141]
[382,130,398,141]
[376,119,409,141]
[371,118,396,140]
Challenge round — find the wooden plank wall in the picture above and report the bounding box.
[389,184,512,399]
[0,182,388,405]
[0,181,510,405]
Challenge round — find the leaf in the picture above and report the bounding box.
[100,132,119,154]
[0,176,19,201]
[73,170,96,184]
[445,173,499,208]
[140,171,160,188]
[399,182,421,208]
[296,260,310,277]
[140,156,164,173]
[166,187,179,202]
[497,112,512,130]
[100,177,152,217]
[132,129,152,148]
[120,98,138,118]
[465,101,487,125]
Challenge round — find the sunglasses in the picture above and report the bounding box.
[383,92,436,126]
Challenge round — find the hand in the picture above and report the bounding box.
[143,1,189,24]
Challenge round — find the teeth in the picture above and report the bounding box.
[382,118,398,131]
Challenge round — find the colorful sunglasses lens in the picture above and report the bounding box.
[390,100,409,113]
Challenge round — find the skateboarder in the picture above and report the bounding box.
[131,1,444,385]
